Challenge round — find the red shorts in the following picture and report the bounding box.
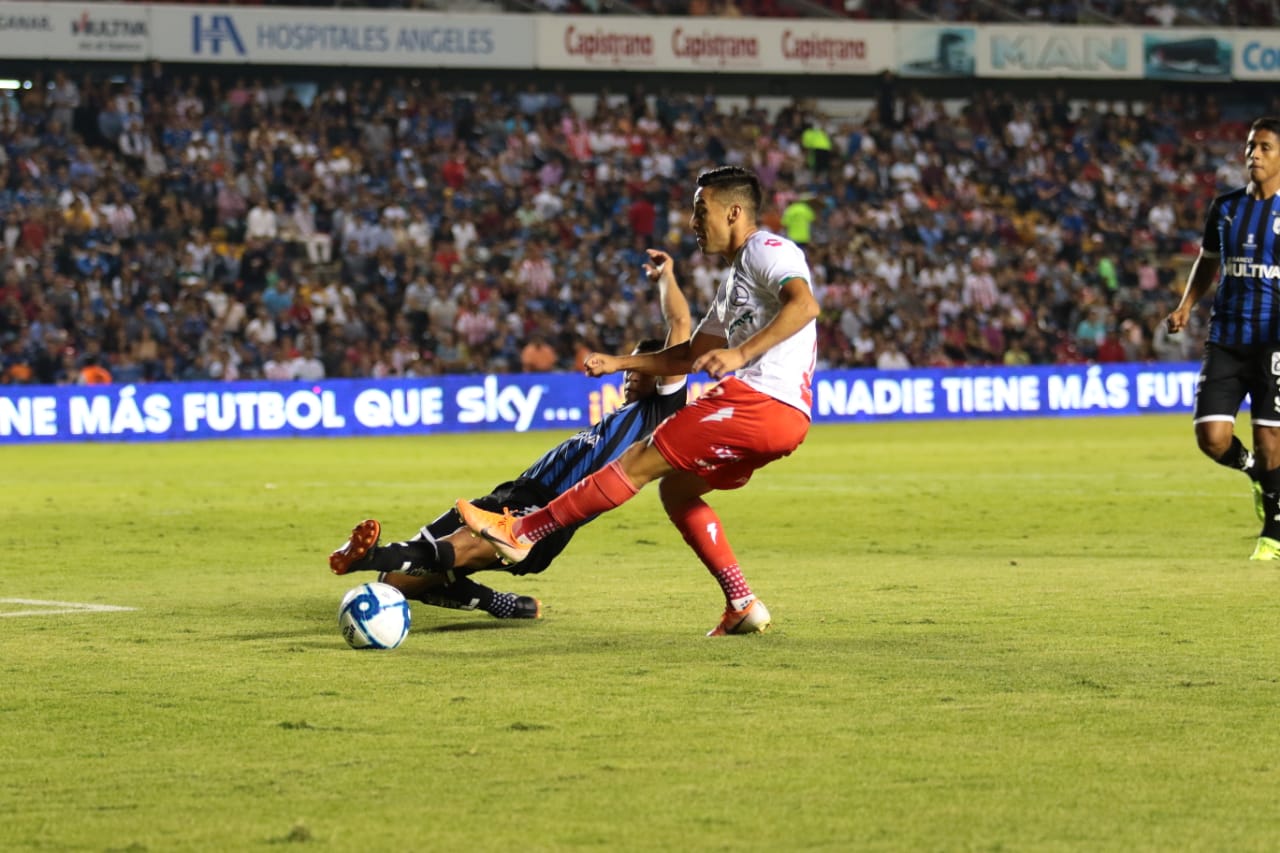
[650,377,810,491]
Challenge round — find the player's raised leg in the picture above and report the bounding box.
[456,459,644,564]
[453,503,535,564]
[331,519,460,575]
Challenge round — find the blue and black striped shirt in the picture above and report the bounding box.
[1203,187,1280,345]
[520,382,686,496]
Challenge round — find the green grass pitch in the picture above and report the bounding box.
[3,415,1279,851]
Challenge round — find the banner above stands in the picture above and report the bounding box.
[534,16,896,73]
[147,5,535,68]
[0,4,1268,79]
[0,364,1200,446]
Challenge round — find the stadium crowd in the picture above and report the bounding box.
[609,0,1269,27]
[0,61,1264,385]
[123,0,1270,26]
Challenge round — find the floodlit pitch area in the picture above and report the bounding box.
[2,416,1278,850]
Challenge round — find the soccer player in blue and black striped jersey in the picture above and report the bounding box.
[1167,116,1280,559]
[327,249,692,615]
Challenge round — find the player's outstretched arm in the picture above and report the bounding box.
[1167,251,1219,333]
[647,249,693,348]
[646,248,693,382]
[584,339,697,378]
[583,249,699,379]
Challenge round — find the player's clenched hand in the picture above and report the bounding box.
[584,353,622,377]
[692,348,745,380]
[643,249,674,283]
[1166,307,1189,334]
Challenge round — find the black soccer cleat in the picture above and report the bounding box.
[511,595,542,620]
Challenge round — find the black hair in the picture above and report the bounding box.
[1251,117,1280,137]
[635,338,664,354]
[696,166,763,219]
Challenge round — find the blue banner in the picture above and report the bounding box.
[0,363,1199,445]
[811,362,1197,421]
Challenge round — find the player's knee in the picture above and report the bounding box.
[1197,436,1229,460]
[658,476,701,517]
[1194,427,1230,460]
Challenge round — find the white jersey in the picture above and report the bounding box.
[695,229,817,415]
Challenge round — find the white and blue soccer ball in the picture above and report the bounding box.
[338,582,411,650]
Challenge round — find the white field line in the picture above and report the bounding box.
[0,598,136,618]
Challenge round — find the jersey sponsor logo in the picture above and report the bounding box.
[730,284,750,306]
[727,310,756,337]
[1225,259,1280,279]
[700,407,736,424]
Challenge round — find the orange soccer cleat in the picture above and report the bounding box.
[329,519,381,575]
[707,598,772,637]
[454,500,533,565]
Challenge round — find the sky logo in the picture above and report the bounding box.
[192,15,245,56]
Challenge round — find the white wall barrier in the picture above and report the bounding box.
[0,4,1269,79]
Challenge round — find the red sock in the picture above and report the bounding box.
[514,460,639,542]
[668,499,753,607]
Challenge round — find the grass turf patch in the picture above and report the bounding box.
[2,415,1278,850]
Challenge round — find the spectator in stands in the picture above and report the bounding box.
[291,339,327,381]
[780,195,816,248]
[77,352,112,385]
[520,334,559,373]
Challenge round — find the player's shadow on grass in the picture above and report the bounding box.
[286,596,542,640]
[421,620,542,633]
[243,621,533,641]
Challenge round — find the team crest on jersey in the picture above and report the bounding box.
[1273,216,1280,236]
[1271,353,1280,375]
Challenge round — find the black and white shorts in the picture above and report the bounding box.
[424,478,574,576]
[1194,342,1280,427]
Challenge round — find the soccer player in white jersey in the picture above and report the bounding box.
[455,165,820,636]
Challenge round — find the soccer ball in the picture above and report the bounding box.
[338,582,411,650]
